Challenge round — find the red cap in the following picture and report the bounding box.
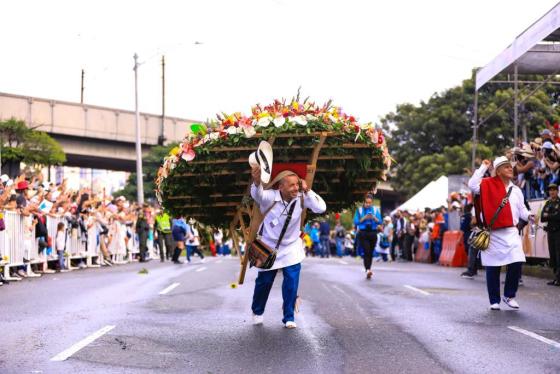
[16,181,29,190]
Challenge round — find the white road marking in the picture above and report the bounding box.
[404,285,431,296]
[508,326,560,349]
[216,260,223,264]
[50,325,115,361]
[159,282,180,295]
[338,260,348,265]
[196,267,207,272]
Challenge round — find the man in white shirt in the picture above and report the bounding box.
[250,166,326,329]
[468,156,531,310]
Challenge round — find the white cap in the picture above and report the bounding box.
[493,156,510,170]
[0,174,9,183]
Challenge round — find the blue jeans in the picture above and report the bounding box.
[252,263,301,323]
[335,237,344,257]
[485,262,522,304]
[57,250,65,270]
[320,235,330,257]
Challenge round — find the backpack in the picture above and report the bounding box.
[379,234,390,249]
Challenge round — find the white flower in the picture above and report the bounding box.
[305,114,318,121]
[273,116,286,128]
[257,117,271,127]
[243,125,256,138]
[292,115,308,126]
[226,126,239,135]
[209,132,220,140]
[328,115,338,123]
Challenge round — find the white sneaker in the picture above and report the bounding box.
[489,303,500,311]
[200,258,206,263]
[252,314,264,325]
[285,321,297,329]
[502,297,520,309]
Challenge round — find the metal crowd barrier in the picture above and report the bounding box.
[0,211,146,281]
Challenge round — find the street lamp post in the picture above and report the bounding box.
[134,53,145,204]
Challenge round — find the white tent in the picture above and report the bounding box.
[393,176,448,213]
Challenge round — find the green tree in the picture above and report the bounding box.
[382,73,560,198]
[113,144,176,202]
[0,118,66,171]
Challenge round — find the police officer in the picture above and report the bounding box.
[541,183,560,286]
[155,208,174,262]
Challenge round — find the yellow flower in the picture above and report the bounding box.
[292,102,299,111]
[258,111,270,119]
[2,255,8,262]
[170,147,180,156]
[230,282,238,289]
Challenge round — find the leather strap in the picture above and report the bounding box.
[275,200,296,250]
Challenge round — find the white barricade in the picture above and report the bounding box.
[2,211,25,280]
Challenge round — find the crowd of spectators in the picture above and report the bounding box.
[510,124,560,200]
[0,171,241,286]
[300,193,472,265]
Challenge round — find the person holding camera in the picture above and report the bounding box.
[353,194,382,279]
[540,183,560,287]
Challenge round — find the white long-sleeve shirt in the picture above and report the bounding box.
[251,183,326,270]
[468,164,529,266]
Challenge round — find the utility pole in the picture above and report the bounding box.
[81,69,85,104]
[159,55,166,145]
[134,54,145,204]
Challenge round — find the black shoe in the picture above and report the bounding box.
[547,280,560,286]
[160,259,164,263]
[173,260,183,264]
[461,271,474,279]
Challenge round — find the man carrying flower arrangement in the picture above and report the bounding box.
[250,164,326,329]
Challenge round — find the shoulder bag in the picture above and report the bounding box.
[248,195,305,269]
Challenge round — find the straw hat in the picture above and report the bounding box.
[248,141,273,184]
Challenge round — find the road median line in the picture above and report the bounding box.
[159,282,180,295]
[196,267,207,272]
[50,325,115,361]
[508,326,560,349]
[403,285,431,296]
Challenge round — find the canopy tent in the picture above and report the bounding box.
[393,176,448,213]
[472,2,560,167]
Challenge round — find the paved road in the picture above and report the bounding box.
[1,256,559,374]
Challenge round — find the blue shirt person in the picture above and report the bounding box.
[353,194,382,280]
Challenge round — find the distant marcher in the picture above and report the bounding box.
[319,219,331,258]
[460,203,478,279]
[334,220,346,257]
[186,218,205,262]
[135,204,150,262]
[171,216,188,264]
[353,194,382,279]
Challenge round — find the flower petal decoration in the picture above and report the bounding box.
[181,148,196,161]
[292,115,308,126]
[273,116,286,128]
[257,117,271,127]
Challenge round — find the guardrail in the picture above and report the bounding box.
[0,211,143,281]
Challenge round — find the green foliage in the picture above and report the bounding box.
[382,73,560,198]
[0,118,66,167]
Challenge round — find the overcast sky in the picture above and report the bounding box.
[2,0,558,123]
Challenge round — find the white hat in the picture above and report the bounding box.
[248,141,273,184]
[0,174,9,183]
[493,156,510,170]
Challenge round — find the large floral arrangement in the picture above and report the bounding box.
[156,98,392,225]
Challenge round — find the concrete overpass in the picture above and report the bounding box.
[0,92,196,171]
